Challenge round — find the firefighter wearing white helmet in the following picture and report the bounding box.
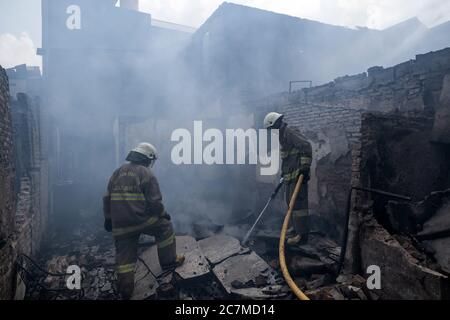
[103,142,185,299]
[263,112,313,246]
[264,112,284,129]
[131,142,158,168]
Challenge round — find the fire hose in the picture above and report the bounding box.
[279,174,310,301]
[277,175,411,300]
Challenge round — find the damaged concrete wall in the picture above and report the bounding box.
[355,114,450,204]
[0,66,16,299]
[280,104,362,241]
[344,113,450,299]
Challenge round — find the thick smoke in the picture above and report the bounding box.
[43,0,450,237]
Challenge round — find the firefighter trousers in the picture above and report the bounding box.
[114,217,176,299]
[285,180,309,237]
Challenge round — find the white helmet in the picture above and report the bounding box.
[132,143,158,161]
[263,112,284,129]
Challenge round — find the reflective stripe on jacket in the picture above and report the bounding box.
[280,126,312,183]
[103,163,166,236]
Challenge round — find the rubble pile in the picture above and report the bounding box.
[344,112,450,300]
[305,274,379,300]
[389,189,450,274]
[246,226,383,300]
[24,220,120,300]
[133,235,290,300]
[130,230,382,300]
[21,211,411,301]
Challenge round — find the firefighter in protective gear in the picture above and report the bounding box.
[264,112,313,245]
[103,142,185,299]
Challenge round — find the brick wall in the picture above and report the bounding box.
[0,66,16,299]
[247,47,450,241]
[0,69,49,300]
[11,94,49,253]
[285,47,450,114]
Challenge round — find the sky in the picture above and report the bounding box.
[0,0,450,69]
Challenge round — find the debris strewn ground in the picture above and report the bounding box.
[21,214,383,300]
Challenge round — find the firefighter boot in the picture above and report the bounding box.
[162,255,185,270]
[286,233,309,246]
[287,234,302,245]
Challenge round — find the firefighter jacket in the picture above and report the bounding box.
[103,163,166,238]
[280,125,313,184]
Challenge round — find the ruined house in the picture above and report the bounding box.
[116,3,450,235]
[105,4,450,300]
[187,2,450,97]
[247,48,450,299]
[1,1,450,300]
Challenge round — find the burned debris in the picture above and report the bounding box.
[1,0,450,302]
[343,112,450,300]
[26,229,347,300]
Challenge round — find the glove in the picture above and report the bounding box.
[104,219,112,233]
[164,213,172,221]
[301,170,311,181]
